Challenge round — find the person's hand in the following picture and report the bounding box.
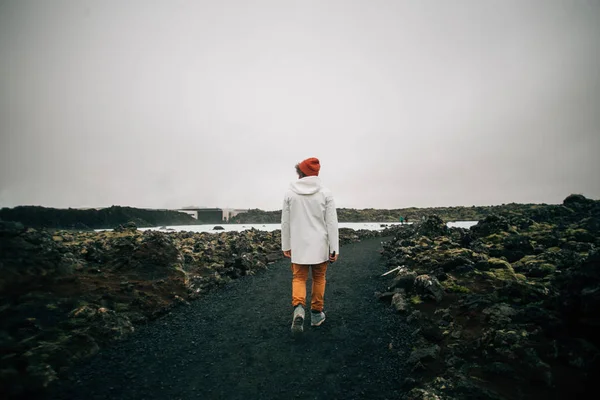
[283,250,291,258]
[329,253,338,263]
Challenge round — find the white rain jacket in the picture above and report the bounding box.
[281,176,339,265]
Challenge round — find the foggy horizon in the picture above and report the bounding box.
[1,0,599,211]
[1,194,596,213]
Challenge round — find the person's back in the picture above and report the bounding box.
[283,176,338,264]
[281,157,339,333]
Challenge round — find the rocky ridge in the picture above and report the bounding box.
[230,203,553,224]
[0,205,199,230]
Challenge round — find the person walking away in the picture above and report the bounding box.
[281,157,339,333]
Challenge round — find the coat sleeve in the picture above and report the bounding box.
[325,194,339,254]
[281,194,291,251]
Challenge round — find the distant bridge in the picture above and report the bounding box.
[175,208,249,222]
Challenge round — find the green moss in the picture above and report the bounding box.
[529,222,554,231]
[410,295,423,305]
[488,258,512,270]
[484,264,525,282]
[538,263,556,274]
[441,278,472,293]
[444,248,475,257]
[518,255,538,264]
[434,237,453,246]
[492,268,517,281]
[514,256,543,272]
[417,238,432,247]
[514,255,557,277]
[483,271,496,280]
[445,284,471,294]
[525,222,556,241]
[565,228,595,243]
[483,233,509,244]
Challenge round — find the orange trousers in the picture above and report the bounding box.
[291,262,328,312]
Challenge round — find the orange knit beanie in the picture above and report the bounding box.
[298,157,320,176]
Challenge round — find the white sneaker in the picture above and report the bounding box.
[291,305,305,333]
[311,311,326,326]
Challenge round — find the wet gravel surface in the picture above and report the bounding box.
[46,237,410,400]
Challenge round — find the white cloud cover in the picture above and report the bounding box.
[1,0,599,210]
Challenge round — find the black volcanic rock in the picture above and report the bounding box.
[470,214,512,238]
[379,194,600,400]
[417,215,449,237]
[0,223,381,398]
[563,194,596,211]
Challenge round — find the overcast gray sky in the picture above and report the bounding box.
[1,0,599,211]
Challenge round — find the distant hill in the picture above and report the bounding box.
[229,203,558,224]
[0,206,198,230]
[0,201,581,229]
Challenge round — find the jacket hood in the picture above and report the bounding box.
[289,176,322,195]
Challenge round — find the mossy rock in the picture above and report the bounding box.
[565,228,595,243]
[487,258,512,270]
[483,232,510,244]
[528,263,556,278]
[445,283,471,294]
[563,194,595,210]
[516,255,539,264]
[514,255,544,272]
[524,223,560,247]
[417,237,433,247]
[483,266,525,283]
[527,222,555,232]
[433,237,453,246]
[443,248,478,258]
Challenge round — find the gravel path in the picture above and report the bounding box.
[47,237,410,400]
